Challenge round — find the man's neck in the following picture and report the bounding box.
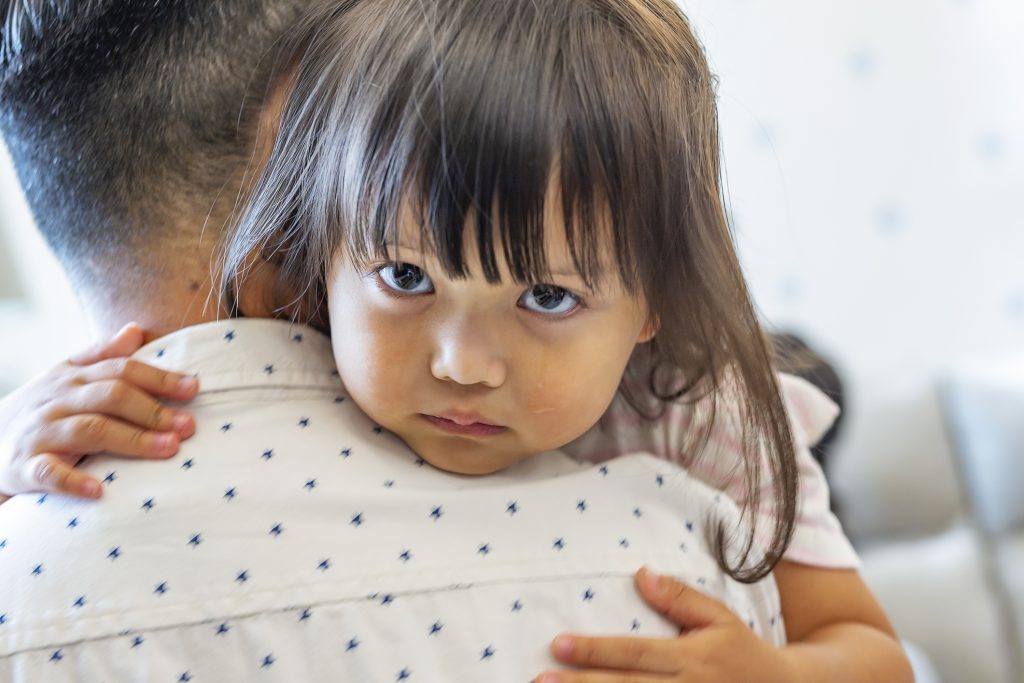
[77,241,287,343]
[82,269,230,344]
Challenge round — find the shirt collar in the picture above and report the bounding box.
[136,319,343,394]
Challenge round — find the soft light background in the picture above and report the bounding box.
[1,1,1022,681]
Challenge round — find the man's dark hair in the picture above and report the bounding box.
[0,0,307,273]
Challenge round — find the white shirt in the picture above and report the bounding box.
[0,319,783,682]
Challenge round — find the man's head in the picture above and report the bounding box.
[0,0,307,308]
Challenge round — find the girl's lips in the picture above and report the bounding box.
[421,414,508,437]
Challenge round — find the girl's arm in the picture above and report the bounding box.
[772,560,912,682]
[535,564,913,683]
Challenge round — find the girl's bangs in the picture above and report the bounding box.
[295,0,686,294]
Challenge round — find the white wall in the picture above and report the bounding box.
[679,0,1024,544]
[0,142,90,395]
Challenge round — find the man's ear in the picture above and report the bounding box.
[233,245,284,319]
[234,231,330,333]
[637,315,659,344]
[252,56,300,171]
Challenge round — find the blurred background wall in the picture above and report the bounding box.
[701,0,1024,540]
[689,2,1024,681]
[1,1,1022,681]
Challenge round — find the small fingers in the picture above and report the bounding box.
[40,414,181,460]
[550,634,683,675]
[68,323,146,365]
[75,357,199,402]
[535,670,669,683]
[634,567,729,630]
[50,380,194,438]
[26,454,103,499]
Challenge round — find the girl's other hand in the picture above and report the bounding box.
[0,323,199,501]
[535,567,796,683]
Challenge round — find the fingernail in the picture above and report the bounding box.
[82,480,102,498]
[177,376,198,392]
[639,565,661,592]
[170,413,193,436]
[155,433,177,451]
[535,675,560,683]
[552,635,574,659]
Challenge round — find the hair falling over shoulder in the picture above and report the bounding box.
[225,0,798,583]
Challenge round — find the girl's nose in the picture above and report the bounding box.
[429,321,507,388]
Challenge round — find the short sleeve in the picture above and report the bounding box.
[775,375,861,569]
[563,372,861,570]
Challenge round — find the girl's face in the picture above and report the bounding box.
[326,208,655,475]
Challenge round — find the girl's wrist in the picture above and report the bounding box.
[774,644,811,683]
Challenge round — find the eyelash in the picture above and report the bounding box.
[367,263,589,319]
[369,263,430,298]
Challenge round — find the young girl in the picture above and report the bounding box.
[1,0,912,680]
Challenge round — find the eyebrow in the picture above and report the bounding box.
[549,268,584,278]
[389,242,589,282]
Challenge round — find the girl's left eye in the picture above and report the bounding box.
[376,262,434,295]
[518,284,581,316]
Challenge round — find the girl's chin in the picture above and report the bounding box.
[406,437,531,476]
[417,451,520,476]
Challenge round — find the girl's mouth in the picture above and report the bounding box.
[421,414,508,437]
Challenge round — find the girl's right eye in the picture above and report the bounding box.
[375,262,434,295]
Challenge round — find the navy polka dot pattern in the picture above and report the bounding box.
[0,320,783,681]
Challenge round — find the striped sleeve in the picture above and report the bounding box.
[565,373,860,569]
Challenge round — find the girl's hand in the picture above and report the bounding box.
[0,323,199,500]
[536,567,797,683]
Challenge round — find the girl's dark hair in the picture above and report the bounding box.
[224,0,797,583]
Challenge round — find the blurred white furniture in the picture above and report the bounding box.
[842,358,1024,683]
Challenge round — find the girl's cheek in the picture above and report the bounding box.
[521,353,600,418]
